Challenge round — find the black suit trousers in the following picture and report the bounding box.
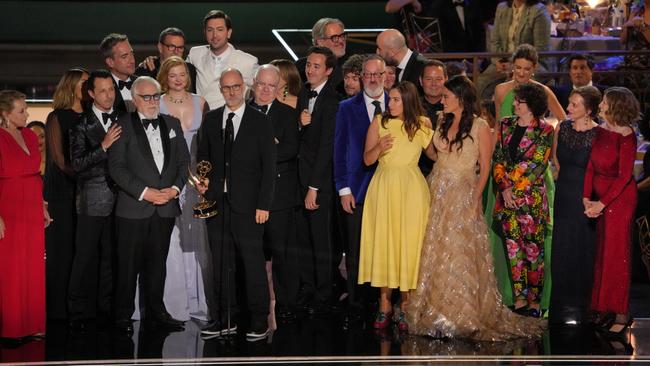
[68,214,114,320]
[114,213,174,322]
[296,191,333,303]
[342,203,365,306]
[264,208,299,308]
[206,199,270,324]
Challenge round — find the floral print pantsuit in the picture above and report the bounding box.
[493,116,554,304]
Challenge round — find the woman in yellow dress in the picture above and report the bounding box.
[358,81,433,331]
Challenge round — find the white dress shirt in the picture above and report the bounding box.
[308,80,327,114]
[92,104,115,133]
[137,113,180,201]
[397,49,413,82]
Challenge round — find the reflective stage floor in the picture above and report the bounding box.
[2,284,650,365]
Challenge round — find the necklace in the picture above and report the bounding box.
[168,94,186,104]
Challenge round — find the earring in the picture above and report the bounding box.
[283,85,288,101]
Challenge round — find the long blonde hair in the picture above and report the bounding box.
[0,90,26,128]
[157,56,191,93]
[52,68,88,109]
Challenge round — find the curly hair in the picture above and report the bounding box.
[514,82,547,119]
[382,81,426,141]
[603,87,641,127]
[438,75,479,151]
[570,86,601,120]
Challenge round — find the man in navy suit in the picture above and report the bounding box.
[333,54,387,316]
[553,54,605,110]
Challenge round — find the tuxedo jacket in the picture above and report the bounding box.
[135,58,198,94]
[265,100,300,211]
[197,105,276,214]
[428,0,485,52]
[400,51,430,93]
[111,77,136,114]
[70,110,120,216]
[187,43,258,110]
[333,92,387,204]
[108,112,189,219]
[296,55,348,99]
[297,79,340,195]
[552,83,606,112]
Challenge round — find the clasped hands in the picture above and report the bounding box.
[144,187,178,205]
[583,198,604,218]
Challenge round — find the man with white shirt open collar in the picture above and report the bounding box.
[108,76,190,335]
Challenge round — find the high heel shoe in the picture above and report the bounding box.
[607,318,633,337]
[393,311,408,332]
[373,310,393,329]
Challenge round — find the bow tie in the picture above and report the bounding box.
[118,79,133,90]
[101,111,118,125]
[452,0,464,6]
[308,90,318,99]
[142,118,159,130]
[250,101,269,114]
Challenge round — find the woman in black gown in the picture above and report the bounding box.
[44,67,88,320]
[549,86,602,327]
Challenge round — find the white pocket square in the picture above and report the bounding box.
[169,129,176,139]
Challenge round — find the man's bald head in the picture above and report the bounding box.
[376,29,407,65]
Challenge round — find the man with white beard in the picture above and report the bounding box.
[333,54,388,318]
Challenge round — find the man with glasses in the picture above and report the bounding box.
[196,68,276,341]
[248,64,300,321]
[135,27,197,93]
[296,18,349,98]
[108,76,190,334]
[334,54,388,320]
[376,29,429,94]
[187,10,259,110]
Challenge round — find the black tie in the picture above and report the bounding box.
[250,101,268,114]
[371,100,383,117]
[118,79,133,90]
[308,90,318,99]
[142,118,159,130]
[101,111,118,125]
[395,67,403,82]
[224,112,235,193]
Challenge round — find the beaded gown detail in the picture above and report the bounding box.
[407,118,545,341]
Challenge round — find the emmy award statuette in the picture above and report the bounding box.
[187,160,218,218]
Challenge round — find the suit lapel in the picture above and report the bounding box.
[86,112,107,146]
[159,115,171,173]
[402,52,417,82]
[131,112,160,174]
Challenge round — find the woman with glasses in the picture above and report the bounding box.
[155,56,210,322]
[44,67,88,320]
[492,82,554,318]
[407,76,545,340]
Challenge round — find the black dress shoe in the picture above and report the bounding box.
[143,317,184,332]
[69,319,90,333]
[114,319,134,335]
[156,312,185,326]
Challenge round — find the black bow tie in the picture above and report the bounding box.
[142,118,159,130]
[118,79,133,90]
[250,101,269,114]
[308,90,318,99]
[101,111,118,125]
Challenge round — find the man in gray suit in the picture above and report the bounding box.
[108,76,190,334]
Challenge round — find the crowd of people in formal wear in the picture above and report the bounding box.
[0,0,648,349]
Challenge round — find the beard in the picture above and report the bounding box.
[364,84,384,98]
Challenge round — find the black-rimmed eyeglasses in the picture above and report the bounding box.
[161,43,185,52]
[321,32,347,43]
[137,94,161,102]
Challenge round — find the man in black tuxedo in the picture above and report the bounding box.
[108,76,189,334]
[197,68,276,341]
[427,0,485,52]
[68,70,122,331]
[376,29,429,93]
[553,54,605,110]
[100,33,137,114]
[249,64,300,320]
[295,18,349,98]
[134,27,197,93]
[296,46,340,315]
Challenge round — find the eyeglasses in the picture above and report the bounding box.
[254,80,277,89]
[220,84,242,93]
[321,32,347,43]
[362,72,385,80]
[161,43,185,52]
[137,93,161,102]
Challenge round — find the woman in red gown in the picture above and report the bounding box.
[583,87,640,335]
[0,90,51,341]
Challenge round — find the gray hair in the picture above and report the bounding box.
[131,76,161,98]
[254,64,281,80]
[363,54,386,72]
[220,68,244,84]
[312,18,345,45]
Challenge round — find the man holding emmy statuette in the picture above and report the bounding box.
[108,76,190,334]
[196,68,277,341]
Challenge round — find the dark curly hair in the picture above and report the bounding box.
[511,43,538,66]
[513,82,548,119]
[569,86,601,120]
[438,75,478,151]
[382,81,426,141]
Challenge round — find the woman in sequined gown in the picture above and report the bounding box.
[549,86,601,327]
[407,76,545,341]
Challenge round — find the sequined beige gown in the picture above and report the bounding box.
[406,118,546,341]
